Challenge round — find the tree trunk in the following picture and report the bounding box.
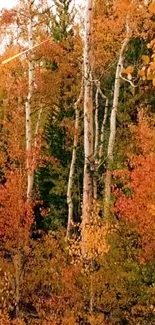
[26,0,34,200]
[94,87,99,161]
[104,21,131,219]
[93,82,109,199]
[99,96,108,162]
[82,0,94,256]
[67,84,83,239]
[93,87,99,200]
[95,81,109,165]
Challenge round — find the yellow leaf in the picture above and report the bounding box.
[147,39,155,49]
[150,61,155,70]
[141,55,150,64]
[153,78,155,87]
[149,3,155,14]
[147,203,155,215]
[147,73,154,80]
[138,68,145,77]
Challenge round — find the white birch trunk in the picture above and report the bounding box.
[34,106,43,148]
[94,87,99,161]
[104,24,131,218]
[94,82,109,164]
[66,85,83,239]
[99,96,108,162]
[82,0,94,255]
[93,83,108,199]
[93,87,99,200]
[26,1,34,200]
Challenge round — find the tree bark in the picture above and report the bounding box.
[104,9,132,219]
[93,82,109,199]
[94,81,109,165]
[82,0,94,256]
[94,87,99,162]
[67,84,83,239]
[99,95,108,162]
[93,87,99,200]
[26,0,34,200]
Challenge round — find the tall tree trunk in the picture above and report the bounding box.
[94,87,99,161]
[95,81,109,165]
[98,96,108,162]
[93,87,99,200]
[26,0,34,200]
[82,0,94,256]
[93,82,109,199]
[67,84,83,239]
[104,6,132,218]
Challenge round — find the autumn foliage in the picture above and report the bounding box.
[114,113,155,260]
[1,0,155,324]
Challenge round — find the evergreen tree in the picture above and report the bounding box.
[52,0,73,42]
[35,0,82,230]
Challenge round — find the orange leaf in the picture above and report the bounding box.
[150,61,155,70]
[153,78,155,87]
[138,68,145,77]
[125,66,134,74]
[141,55,150,64]
[149,3,155,14]
[147,204,155,216]
[147,73,154,80]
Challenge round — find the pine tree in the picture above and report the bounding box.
[35,0,82,230]
[52,0,73,42]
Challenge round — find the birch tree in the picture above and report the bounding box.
[93,81,108,199]
[82,0,94,254]
[67,84,83,238]
[104,1,134,219]
[25,0,35,200]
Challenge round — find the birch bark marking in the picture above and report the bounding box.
[82,0,94,255]
[94,81,109,165]
[93,87,99,200]
[94,87,99,161]
[104,4,133,219]
[99,96,108,161]
[67,84,83,239]
[26,0,34,200]
[93,84,109,199]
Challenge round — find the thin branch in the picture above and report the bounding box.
[119,63,138,87]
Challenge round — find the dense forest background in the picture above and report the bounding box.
[1,0,155,324]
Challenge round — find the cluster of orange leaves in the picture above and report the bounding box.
[114,113,155,259]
